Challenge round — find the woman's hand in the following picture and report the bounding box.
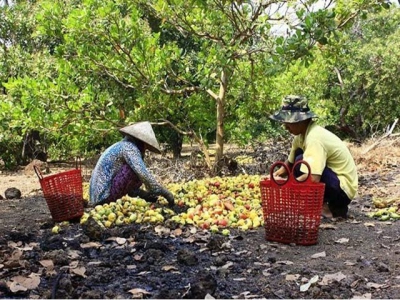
[163,191,175,207]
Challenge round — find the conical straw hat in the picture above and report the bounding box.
[119,121,161,154]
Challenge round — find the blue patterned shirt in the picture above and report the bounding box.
[89,137,169,205]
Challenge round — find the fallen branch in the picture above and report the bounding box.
[362,119,398,155]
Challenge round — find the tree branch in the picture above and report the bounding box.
[160,85,200,95]
[361,119,399,155]
[206,88,219,100]
[153,119,213,169]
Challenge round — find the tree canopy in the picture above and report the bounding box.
[0,0,398,169]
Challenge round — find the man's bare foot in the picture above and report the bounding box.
[322,202,333,218]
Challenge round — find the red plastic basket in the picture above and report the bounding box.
[35,166,84,222]
[259,160,325,245]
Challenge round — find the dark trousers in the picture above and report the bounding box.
[293,149,351,218]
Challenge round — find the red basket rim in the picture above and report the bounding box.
[38,168,81,181]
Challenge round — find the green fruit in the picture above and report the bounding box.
[374,209,387,217]
[221,229,230,236]
[366,212,375,218]
[210,225,219,233]
[115,216,124,226]
[380,214,390,221]
[129,213,137,222]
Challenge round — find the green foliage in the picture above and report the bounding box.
[0,0,396,169]
[317,7,400,138]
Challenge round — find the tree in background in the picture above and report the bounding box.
[318,6,400,140]
[0,0,395,169]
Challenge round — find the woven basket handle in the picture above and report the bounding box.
[34,165,44,180]
[269,161,290,186]
[291,160,312,183]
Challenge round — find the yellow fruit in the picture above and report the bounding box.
[108,212,117,222]
[51,225,60,234]
[104,220,112,228]
[239,224,249,231]
[252,218,261,228]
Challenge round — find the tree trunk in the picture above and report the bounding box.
[215,69,228,169]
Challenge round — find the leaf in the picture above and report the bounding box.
[128,288,151,297]
[300,275,319,292]
[162,265,178,272]
[311,251,326,259]
[137,271,151,276]
[286,274,300,281]
[364,222,375,227]
[220,262,234,270]
[262,270,272,276]
[69,261,79,268]
[134,254,143,261]
[319,223,337,230]
[105,237,127,245]
[155,225,171,235]
[8,281,28,293]
[344,260,357,266]
[351,293,372,299]
[7,274,41,292]
[319,272,346,285]
[70,266,87,278]
[67,250,82,259]
[11,249,23,260]
[335,238,349,244]
[276,260,294,265]
[7,241,19,248]
[233,278,246,281]
[80,242,102,248]
[39,260,54,270]
[183,236,196,243]
[366,282,388,289]
[17,244,34,251]
[350,220,361,224]
[116,237,126,245]
[173,228,183,236]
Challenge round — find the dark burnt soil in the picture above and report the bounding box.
[1,141,400,299]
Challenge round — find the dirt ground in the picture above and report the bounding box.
[1,138,400,299]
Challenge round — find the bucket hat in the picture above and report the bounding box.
[119,121,161,154]
[269,95,317,123]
